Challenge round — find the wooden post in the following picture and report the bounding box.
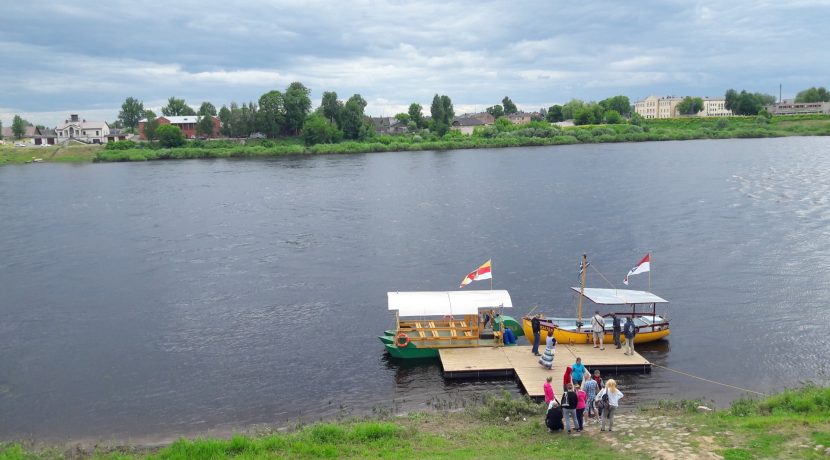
[577,253,587,330]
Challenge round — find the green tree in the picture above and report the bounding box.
[725,89,775,115]
[257,90,285,138]
[599,95,631,116]
[156,124,186,147]
[561,99,586,120]
[340,94,368,140]
[161,97,196,116]
[408,103,425,128]
[118,97,144,130]
[302,113,343,145]
[795,86,830,103]
[196,115,215,138]
[546,105,564,122]
[429,94,454,136]
[677,97,704,115]
[630,112,644,126]
[394,113,410,123]
[321,91,342,126]
[0,120,3,140]
[142,110,160,141]
[574,108,595,125]
[218,105,232,137]
[502,96,518,115]
[12,115,26,139]
[283,81,312,135]
[198,102,217,117]
[486,104,505,119]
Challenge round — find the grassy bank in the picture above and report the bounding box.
[0,144,102,165]
[3,386,829,459]
[90,114,830,163]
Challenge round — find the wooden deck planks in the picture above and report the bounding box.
[439,344,651,397]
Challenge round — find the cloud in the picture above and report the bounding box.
[1,0,828,126]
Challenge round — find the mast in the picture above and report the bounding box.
[577,253,587,330]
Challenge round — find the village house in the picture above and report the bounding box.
[1,125,37,140]
[470,112,495,125]
[55,114,110,143]
[137,115,221,140]
[370,117,408,135]
[33,127,57,145]
[450,117,485,135]
[507,112,534,124]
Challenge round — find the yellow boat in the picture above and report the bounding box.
[522,254,671,345]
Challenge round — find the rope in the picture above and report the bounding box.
[590,263,618,290]
[651,363,768,396]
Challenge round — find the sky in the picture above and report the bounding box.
[1,0,829,127]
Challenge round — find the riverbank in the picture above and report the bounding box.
[92,114,830,163]
[3,386,828,459]
[3,115,828,166]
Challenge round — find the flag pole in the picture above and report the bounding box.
[490,259,493,290]
[648,251,652,292]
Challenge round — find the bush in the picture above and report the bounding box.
[104,140,137,150]
[156,124,186,148]
[477,390,544,422]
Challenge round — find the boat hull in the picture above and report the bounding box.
[522,317,670,345]
[379,315,523,359]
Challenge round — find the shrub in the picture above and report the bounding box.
[104,140,137,150]
[477,390,544,422]
[156,124,186,148]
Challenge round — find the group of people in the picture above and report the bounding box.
[590,311,637,355]
[543,362,624,433]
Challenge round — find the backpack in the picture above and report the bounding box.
[596,390,609,411]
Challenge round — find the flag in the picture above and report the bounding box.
[460,259,492,288]
[577,261,590,280]
[623,253,650,285]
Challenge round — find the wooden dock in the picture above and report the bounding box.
[439,344,650,397]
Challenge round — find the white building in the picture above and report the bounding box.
[633,96,682,119]
[700,97,732,117]
[55,114,110,144]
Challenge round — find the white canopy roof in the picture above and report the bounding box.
[388,290,512,317]
[570,287,668,305]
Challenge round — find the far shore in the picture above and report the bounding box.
[2,114,829,166]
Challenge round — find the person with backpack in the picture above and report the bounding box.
[611,313,622,349]
[560,383,579,433]
[590,311,605,350]
[623,317,637,355]
[595,379,624,432]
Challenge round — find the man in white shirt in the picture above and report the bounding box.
[590,311,605,350]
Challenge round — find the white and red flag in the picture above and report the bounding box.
[460,259,492,288]
[623,253,650,285]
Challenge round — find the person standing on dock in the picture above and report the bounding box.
[531,314,542,356]
[575,383,587,431]
[571,357,587,388]
[612,313,622,349]
[623,317,636,355]
[563,366,572,393]
[591,311,605,350]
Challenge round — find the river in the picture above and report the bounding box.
[1,137,829,441]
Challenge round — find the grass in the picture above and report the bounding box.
[0,144,102,165]
[2,386,829,458]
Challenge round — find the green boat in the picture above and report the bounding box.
[380,290,524,359]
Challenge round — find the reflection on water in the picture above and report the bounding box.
[1,138,830,441]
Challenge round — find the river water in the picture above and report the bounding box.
[1,137,829,441]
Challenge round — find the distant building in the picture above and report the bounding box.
[137,115,221,140]
[469,112,495,125]
[634,96,682,119]
[106,129,132,143]
[33,127,57,145]
[1,125,37,139]
[764,100,830,115]
[699,97,732,117]
[451,117,485,135]
[55,114,110,144]
[369,117,408,135]
[507,112,534,124]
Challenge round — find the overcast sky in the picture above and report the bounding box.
[1,0,828,126]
